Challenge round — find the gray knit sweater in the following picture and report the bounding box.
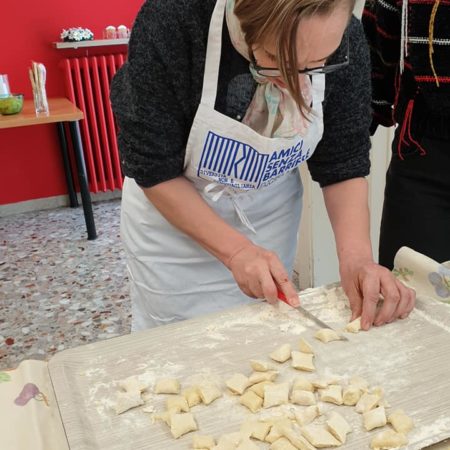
[111,0,372,188]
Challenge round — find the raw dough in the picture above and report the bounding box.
[248,371,278,385]
[280,425,316,450]
[198,383,222,405]
[152,410,172,426]
[345,317,362,333]
[265,422,290,444]
[299,338,314,354]
[349,375,369,392]
[370,429,408,449]
[343,386,362,406]
[240,420,272,441]
[240,390,263,413]
[301,424,341,448]
[250,359,272,372]
[327,411,351,444]
[270,344,292,363]
[114,391,144,414]
[226,373,249,395]
[355,392,380,414]
[183,386,202,408]
[236,438,260,450]
[388,409,414,434]
[214,432,241,450]
[117,375,149,393]
[154,378,180,395]
[290,389,316,406]
[295,405,320,426]
[320,385,343,405]
[364,406,387,431]
[249,381,273,398]
[193,434,216,449]
[270,437,297,450]
[263,383,290,408]
[314,328,342,343]
[170,412,198,439]
[167,395,190,413]
[292,376,314,392]
[291,351,316,372]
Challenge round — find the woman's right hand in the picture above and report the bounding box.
[227,244,299,307]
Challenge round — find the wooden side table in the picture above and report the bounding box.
[0,97,97,240]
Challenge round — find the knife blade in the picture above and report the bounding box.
[277,290,348,341]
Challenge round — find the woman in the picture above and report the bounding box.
[363,0,450,269]
[111,0,415,331]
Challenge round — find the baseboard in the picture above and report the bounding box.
[0,190,122,217]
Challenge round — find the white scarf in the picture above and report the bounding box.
[225,0,313,138]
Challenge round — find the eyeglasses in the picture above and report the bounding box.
[250,37,349,78]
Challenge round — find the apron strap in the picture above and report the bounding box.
[201,0,227,108]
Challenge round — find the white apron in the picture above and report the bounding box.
[121,0,326,330]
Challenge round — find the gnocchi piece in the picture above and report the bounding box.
[240,420,272,441]
[263,383,290,408]
[167,395,189,413]
[193,434,216,449]
[248,381,273,398]
[226,373,250,395]
[345,317,362,333]
[320,385,343,405]
[183,386,202,408]
[388,409,414,434]
[236,438,260,450]
[248,371,278,385]
[349,375,369,391]
[154,378,180,395]
[343,386,362,406]
[311,378,334,389]
[270,344,292,363]
[265,422,290,444]
[198,383,222,405]
[292,376,314,392]
[370,429,408,449]
[240,390,263,413]
[327,411,352,444]
[364,406,387,431]
[314,328,342,343]
[299,337,314,354]
[114,391,144,414]
[280,425,316,450]
[117,375,149,393]
[301,424,341,448]
[295,405,320,426]
[290,389,316,406]
[250,359,272,372]
[270,437,297,450]
[214,432,241,449]
[170,412,198,439]
[151,410,172,426]
[291,351,316,372]
[355,392,380,414]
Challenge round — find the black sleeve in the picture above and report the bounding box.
[307,16,372,188]
[110,0,213,188]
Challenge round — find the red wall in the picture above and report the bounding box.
[0,0,143,205]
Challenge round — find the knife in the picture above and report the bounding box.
[277,290,348,340]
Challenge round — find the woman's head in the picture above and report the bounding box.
[234,0,355,114]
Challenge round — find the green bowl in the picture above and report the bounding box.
[0,94,24,115]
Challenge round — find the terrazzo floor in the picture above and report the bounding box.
[0,199,130,370]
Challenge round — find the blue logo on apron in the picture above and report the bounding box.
[198,131,311,189]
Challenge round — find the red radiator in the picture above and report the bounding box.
[61,53,126,193]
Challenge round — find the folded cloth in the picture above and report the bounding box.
[393,246,450,304]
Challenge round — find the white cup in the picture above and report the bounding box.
[0,74,11,98]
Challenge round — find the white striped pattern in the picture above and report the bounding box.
[377,0,398,13]
[408,36,450,45]
[372,99,392,106]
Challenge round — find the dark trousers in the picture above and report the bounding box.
[379,133,450,269]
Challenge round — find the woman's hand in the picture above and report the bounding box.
[340,258,416,330]
[227,244,299,307]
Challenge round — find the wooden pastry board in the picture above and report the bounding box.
[48,285,450,449]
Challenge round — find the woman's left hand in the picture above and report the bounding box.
[340,258,416,331]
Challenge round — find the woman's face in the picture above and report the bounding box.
[251,7,350,88]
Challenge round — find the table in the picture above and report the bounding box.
[0,97,97,240]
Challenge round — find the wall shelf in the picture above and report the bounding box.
[53,38,129,49]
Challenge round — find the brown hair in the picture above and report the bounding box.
[234,0,355,115]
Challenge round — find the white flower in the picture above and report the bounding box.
[60,27,94,42]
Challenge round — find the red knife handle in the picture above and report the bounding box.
[277,290,288,303]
